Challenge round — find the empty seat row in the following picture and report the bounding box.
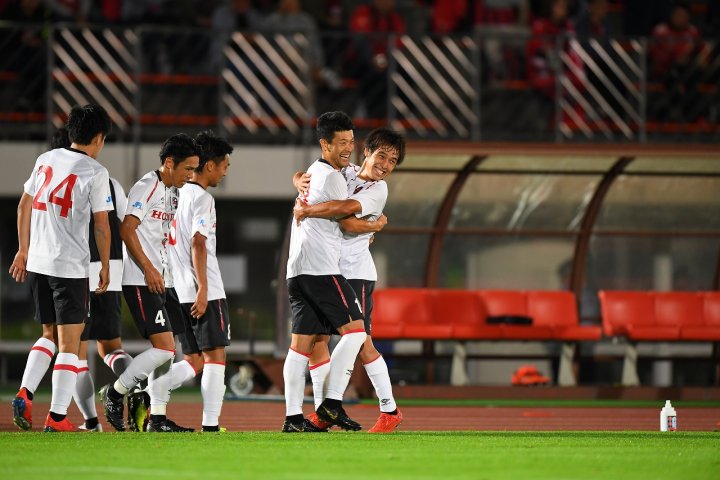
[599,291,720,341]
[371,288,601,342]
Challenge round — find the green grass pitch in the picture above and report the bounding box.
[1,431,718,480]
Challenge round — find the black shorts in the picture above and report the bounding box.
[348,279,375,335]
[178,298,231,354]
[165,288,186,335]
[30,273,88,326]
[122,285,173,339]
[287,274,363,335]
[82,291,122,341]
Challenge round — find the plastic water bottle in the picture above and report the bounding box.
[660,400,677,431]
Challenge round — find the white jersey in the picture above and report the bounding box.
[339,164,388,281]
[286,159,348,278]
[122,170,178,287]
[169,182,226,304]
[23,147,112,278]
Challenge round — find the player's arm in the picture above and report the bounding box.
[92,210,111,293]
[339,213,387,234]
[120,215,165,294]
[292,171,311,197]
[293,197,362,223]
[9,193,32,283]
[190,231,208,319]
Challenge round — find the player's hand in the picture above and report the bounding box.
[293,198,309,225]
[376,214,388,230]
[144,265,165,294]
[294,173,311,196]
[9,251,28,283]
[191,288,208,319]
[96,264,110,294]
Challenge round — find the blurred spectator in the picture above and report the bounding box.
[2,0,51,110]
[209,0,263,71]
[649,1,711,122]
[261,0,341,89]
[525,0,584,132]
[573,0,610,37]
[347,0,406,119]
[431,0,530,34]
[431,1,529,82]
[121,0,167,24]
[44,0,90,23]
[305,0,347,32]
[526,0,582,99]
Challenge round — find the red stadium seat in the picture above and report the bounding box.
[680,292,720,341]
[370,288,420,339]
[527,291,601,341]
[476,290,554,340]
[599,291,661,339]
[427,289,500,340]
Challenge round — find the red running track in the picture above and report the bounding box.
[2,401,719,432]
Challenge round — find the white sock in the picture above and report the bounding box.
[364,355,397,413]
[325,331,367,401]
[104,349,132,377]
[169,360,198,391]
[147,357,173,416]
[201,363,226,427]
[20,337,56,393]
[73,360,98,420]
[115,347,174,395]
[50,352,78,415]
[309,359,330,410]
[283,349,309,416]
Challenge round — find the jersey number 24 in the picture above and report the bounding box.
[32,165,78,218]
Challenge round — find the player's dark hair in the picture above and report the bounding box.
[364,128,406,166]
[66,104,112,145]
[316,111,354,143]
[195,130,233,172]
[159,133,200,166]
[50,127,71,150]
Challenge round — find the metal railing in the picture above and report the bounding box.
[0,23,717,144]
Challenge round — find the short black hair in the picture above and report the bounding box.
[159,133,200,165]
[316,111,354,143]
[50,127,71,149]
[364,128,406,165]
[66,104,112,145]
[195,130,233,172]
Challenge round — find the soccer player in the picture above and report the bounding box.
[167,130,233,433]
[283,111,367,432]
[101,133,199,433]
[44,126,132,432]
[75,174,129,432]
[10,104,113,432]
[293,127,406,433]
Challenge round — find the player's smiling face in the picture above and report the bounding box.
[361,145,399,181]
[323,130,354,170]
[171,156,200,187]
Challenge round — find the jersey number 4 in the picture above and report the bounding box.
[32,165,78,218]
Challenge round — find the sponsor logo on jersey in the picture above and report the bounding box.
[150,210,174,221]
[106,195,112,203]
[133,201,143,209]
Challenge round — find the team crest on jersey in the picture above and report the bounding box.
[133,201,143,209]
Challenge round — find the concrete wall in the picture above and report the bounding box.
[0,142,318,199]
